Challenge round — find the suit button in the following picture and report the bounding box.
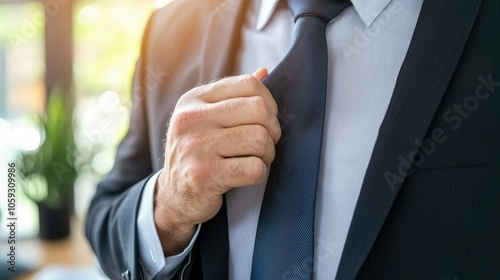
[121,269,131,280]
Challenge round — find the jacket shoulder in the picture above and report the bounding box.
[147,0,222,46]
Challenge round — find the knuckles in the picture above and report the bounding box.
[252,125,272,149]
[247,157,267,185]
[188,160,213,189]
[238,74,261,93]
[166,74,274,193]
[182,134,213,153]
[247,96,268,118]
[169,108,203,136]
[237,74,278,117]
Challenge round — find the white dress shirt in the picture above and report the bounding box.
[137,0,423,279]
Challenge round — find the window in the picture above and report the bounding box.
[1,0,162,238]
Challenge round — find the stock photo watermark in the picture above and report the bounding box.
[8,0,71,50]
[281,233,341,280]
[385,73,500,192]
[49,63,168,183]
[131,65,170,103]
[212,0,240,21]
[340,0,404,62]
[5,163,18,273]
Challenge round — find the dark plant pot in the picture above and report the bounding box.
[37,201,70,240]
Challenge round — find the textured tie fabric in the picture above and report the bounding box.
[251,0,351,279]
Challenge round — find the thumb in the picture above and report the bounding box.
[252,67,268,81]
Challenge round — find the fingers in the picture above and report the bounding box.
[173,70,281,144]
[253,67,268,81]
[156,68,278,233]
[206,97,281,144]
[215,125,276,165]
[212,157,268,190]
[198,73,278,118]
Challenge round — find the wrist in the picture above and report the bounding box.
[154,172,196,256]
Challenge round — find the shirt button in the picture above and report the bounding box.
[121,269,131,280]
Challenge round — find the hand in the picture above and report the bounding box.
[154,68,281,255]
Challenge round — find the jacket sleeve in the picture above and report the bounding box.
[85,11,157,280]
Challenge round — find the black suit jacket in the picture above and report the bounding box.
[85,0,500,279]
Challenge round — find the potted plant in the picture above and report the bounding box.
[18,87,78,240]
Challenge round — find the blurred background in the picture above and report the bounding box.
[0,0,173,278]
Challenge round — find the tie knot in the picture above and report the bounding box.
[287,0,351,22]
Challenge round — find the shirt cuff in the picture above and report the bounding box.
[137,170,201,279]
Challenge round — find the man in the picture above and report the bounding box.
[85,0,500,279]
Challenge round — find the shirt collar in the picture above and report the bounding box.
[256,0,393,30]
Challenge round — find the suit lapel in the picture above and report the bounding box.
[197,1,249,279]
[197,0,249,84]
[336,0,482,279]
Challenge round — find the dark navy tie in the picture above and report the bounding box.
[251,0,351,279]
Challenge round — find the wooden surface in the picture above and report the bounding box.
[13,218,96,280]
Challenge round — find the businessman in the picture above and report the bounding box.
[86,0,500,279]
